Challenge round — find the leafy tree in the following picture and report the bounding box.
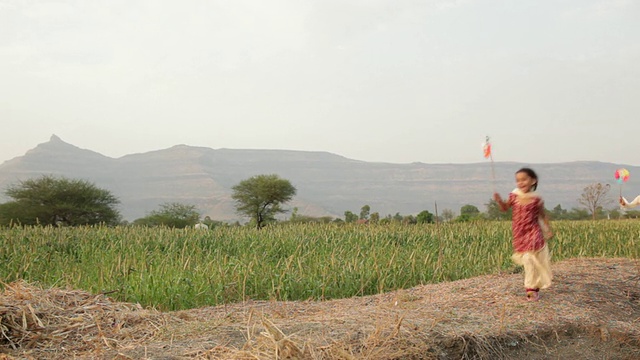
[290,207,300,221]
[485,199,511,220]
[460,204,480,216]
[578,183,613,220]
[359,205,370,220]
[402,215,416,224]
[232,174,296,229]
[344,211,358,223]
[416,210,434,224]
[369,212,380,224]
[0,175,120,226]
[608,208,622,220]
[133,202,200,228]
[550,204,568,220]
[456,204,481,222]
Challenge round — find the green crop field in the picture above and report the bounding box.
[0,221,637,311]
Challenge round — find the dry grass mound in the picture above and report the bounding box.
[0,281,169,359]
[1,258,639,359]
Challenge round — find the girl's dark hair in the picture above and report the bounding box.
[516,167,539,190]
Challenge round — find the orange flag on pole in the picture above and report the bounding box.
[483,136,496,191]
[483,141,492,159]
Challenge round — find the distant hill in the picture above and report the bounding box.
[0,135,637,222]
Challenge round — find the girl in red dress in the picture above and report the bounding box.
[494,168,553,301]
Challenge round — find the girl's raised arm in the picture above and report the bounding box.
[620,195,640,209]
[493,192,510,211]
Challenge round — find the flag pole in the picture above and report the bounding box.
[484,136,496,193]
[491,157,496,194]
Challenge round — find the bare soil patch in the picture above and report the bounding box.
[1,258,639,359]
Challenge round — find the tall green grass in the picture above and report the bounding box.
[0,221,637,311]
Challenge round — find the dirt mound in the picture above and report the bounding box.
[1,258,639,359]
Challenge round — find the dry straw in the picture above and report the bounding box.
[1,258,639,359]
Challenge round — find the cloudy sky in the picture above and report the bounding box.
[1,0,638,166]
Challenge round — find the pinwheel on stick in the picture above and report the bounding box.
[615,168,630,196]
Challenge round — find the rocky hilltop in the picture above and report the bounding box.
[0,135,636,221]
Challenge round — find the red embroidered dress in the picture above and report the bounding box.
[508,192,545,253]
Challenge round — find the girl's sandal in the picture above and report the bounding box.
[526,289,540,302]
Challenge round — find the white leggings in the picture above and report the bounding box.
[512,245,552,290]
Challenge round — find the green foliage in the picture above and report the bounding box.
[287,210,334,224]
[1,221,637,311]
[624,210,640,219]
[402,215,416,224]
[484,199,511,220]
[0,175,120,226]
[359,205,370,220]
[344,211,358,223]
[565,208,592,220]
[416,210,434,224]
[454,214,474,222]
[608,209,623,220]
[456,204,481,222]
[460,204,480,216]
[231,174,296,229]
[133,202,201,228]
[550,204,568,220]
[292,216,334,224]
[201,216,226,228]
[548,205,595,221]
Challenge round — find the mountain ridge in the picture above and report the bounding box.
[0,135,637,222]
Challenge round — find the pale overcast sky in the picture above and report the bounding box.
[1,0,638,165]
